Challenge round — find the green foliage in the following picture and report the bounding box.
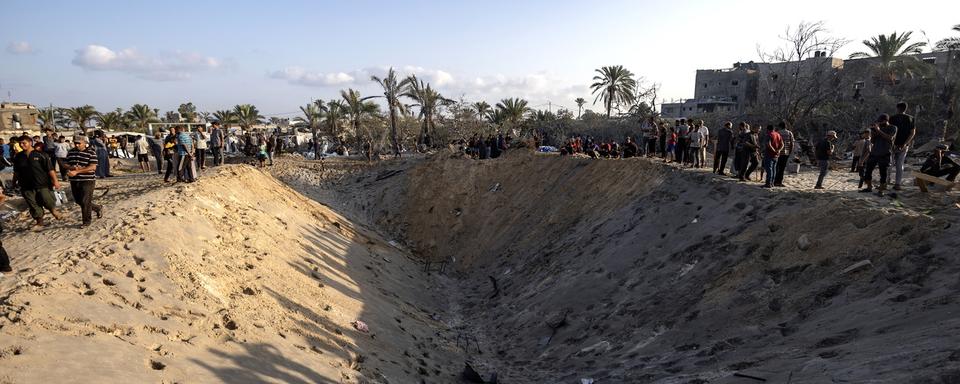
[233,104,264,130]
[63,105,98,132]
[590,65,637,117]
[850,31,930,89]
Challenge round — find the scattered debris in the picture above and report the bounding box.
[488,276,500,299]
[841,260,873,274]
[351,320,369,333]
[797,234,811,251]
[581,379,595,384]
[578,340,611,355]
[489,183,502,192]
[733,372,767,382]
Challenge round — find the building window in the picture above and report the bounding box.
[731,80,739,86]
[854,81,865,90]
[703,83,708,88]
[922,57,936,64]
[771,74,779,81]
[731,96,738,102]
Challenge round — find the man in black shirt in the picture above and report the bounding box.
[861,114,898,195]
[714,121,734,175]
[11,135,62,228]
[814,130,837,189]
[920,144,959,182]
[66,135,103,227]
[890,102,915,190]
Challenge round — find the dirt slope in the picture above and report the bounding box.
[281,152,960,383]
[0,165,464,384]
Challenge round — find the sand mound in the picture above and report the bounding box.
[0,165,465,383]
[282,152,960,383]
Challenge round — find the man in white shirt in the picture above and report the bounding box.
[134,135,151,172]
[697,120,709,168]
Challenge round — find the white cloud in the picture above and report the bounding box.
[270,65,458,88]
[269,67,358,87]
[6,41,36,55]
[71,44,222,81]
[269,64,589,109]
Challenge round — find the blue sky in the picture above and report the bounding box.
[1,0,957,117]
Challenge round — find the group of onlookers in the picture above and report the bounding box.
[553,101,957,194]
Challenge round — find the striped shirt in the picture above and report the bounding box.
[67,147,98,181]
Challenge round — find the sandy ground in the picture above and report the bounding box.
[0,160,467,383]
[1,150,958,383]
[275,151,960,383]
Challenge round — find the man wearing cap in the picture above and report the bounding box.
[814,130,838,189]
[920,144,959,182]
[66,135,103,227]
[11,135,62,229]
[861,114,898,195]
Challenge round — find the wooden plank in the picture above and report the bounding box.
[916,177,929,193]
[914,172,957,187]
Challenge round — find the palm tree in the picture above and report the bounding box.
[125,104,158,133]
[495,98,530,135]
[178,102,198,123]
[233,104,264,131]
[341,88,379,153]
[63,105,98,132]
[935,24,960,51]
[590,66,637,117]
[198,111,212,123]
[323,100,346,144]
[574,97,586,119]
[371,68,414,156]
[850,31,928,90]
[96,110,125,132]
[37,107,59,131]
[472,101,491,121]
[213,110,236,128]
[403,76,450,148]
[301,102,323,156]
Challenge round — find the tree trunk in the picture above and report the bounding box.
[390,105,400,157]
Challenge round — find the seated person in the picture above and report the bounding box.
[920,144,960,182]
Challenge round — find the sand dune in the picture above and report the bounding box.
[0,165,465,383]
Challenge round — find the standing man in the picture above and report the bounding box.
[861,114,898,195]
[134,135,151,172]
[11,136,62,229]
[814,131,838,189]
[774,121,795,186]
[890,102,915,190]
[148,132,164,174]
[176,126,197,182]
[675,119,689,164]
[66,135,103,227]
[209,121,226,166]
[697,120,709,168]
[193,126,209,171]
[53,135,70,181]
[689,121,704,168]
[762,124,783,188]
[714,121,734,175]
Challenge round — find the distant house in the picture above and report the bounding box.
[0,102,41,132]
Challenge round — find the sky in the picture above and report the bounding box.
[1,0,957,118]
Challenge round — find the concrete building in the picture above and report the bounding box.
[662,50,960,119]
[0,102,40,132]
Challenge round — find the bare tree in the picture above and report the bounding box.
[753,21,850,135]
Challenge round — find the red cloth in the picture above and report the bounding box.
[766,131,783,158]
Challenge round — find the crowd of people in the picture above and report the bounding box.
[555,102,957,195]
